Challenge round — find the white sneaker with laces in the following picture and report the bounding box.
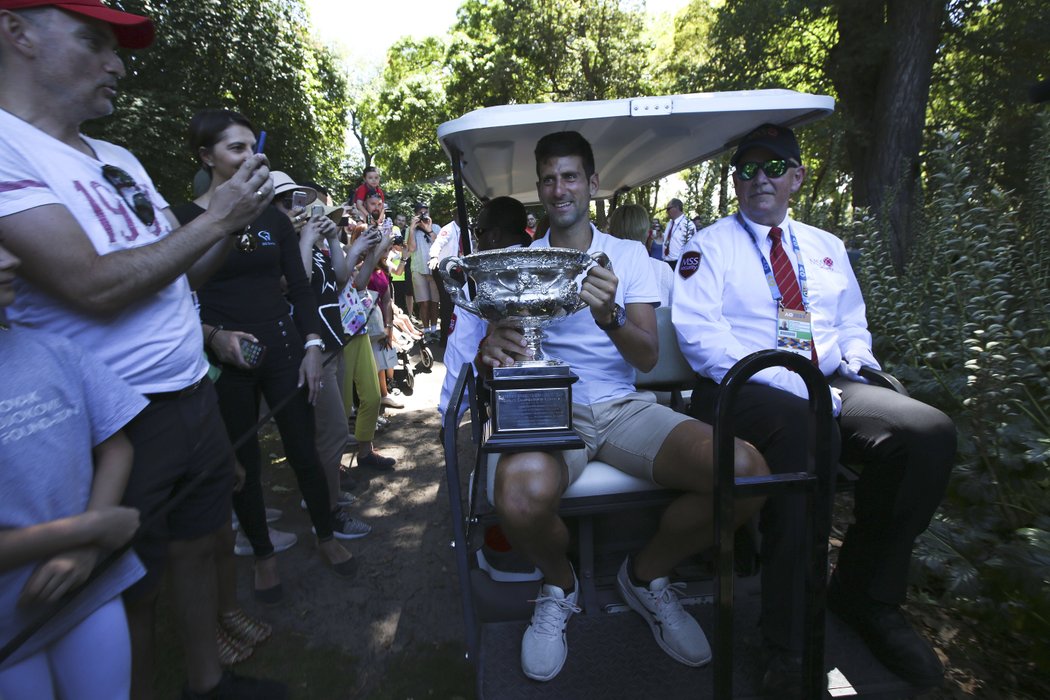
[616,558,711,667]
[521,576,580,681]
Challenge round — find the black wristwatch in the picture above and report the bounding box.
[596,303,626,332]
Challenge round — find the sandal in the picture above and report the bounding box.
[220,609,272,646]
[216,624,253,665]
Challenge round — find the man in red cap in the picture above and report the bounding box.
[0,3,285,698]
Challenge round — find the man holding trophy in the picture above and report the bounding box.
[475,131,769,682]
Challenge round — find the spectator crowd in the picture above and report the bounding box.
[0,2,953,700]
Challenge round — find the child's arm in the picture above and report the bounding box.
[2,431,140,605]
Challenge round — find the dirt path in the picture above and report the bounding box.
[232,350,475,698]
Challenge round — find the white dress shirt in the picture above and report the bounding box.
[671,212,878,401]
[663,213,696,262]
[428,220,462,271]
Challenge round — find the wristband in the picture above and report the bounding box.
[304,338,325,352]
[206,324,223,347]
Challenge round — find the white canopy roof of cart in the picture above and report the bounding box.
[437,89,834,205]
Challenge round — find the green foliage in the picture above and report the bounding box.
[444,0,652,117]
[928,0,1050,207]
[366,37,453,189]
[86,0,350,203]
[851,122,1050,680]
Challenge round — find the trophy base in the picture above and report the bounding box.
[484,364,585,452]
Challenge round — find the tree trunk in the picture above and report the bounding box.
[830,0,945,272]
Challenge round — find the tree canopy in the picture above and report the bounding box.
[87,0,349,202]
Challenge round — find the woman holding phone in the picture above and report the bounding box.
[172,109,356,604]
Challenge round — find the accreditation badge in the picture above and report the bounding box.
[776,307,814,358]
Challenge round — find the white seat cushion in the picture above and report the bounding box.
[486,453,663,506]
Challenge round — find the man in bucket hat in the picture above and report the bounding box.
[0,1,285,697]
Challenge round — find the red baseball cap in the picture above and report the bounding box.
[0,0,154,49]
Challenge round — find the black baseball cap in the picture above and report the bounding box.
[730,123,802,166]
[413,202,428,212]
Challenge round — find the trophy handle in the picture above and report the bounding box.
[437,256,480,315]
[571,252,615,312]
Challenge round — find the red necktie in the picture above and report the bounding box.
[769,227,804,310]
[770,226,818,365]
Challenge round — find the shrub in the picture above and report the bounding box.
[851,122,1050,678]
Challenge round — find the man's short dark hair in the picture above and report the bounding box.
[479,197,531,250]
[534,131,595,179]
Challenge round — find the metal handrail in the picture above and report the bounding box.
[712,350,835,700]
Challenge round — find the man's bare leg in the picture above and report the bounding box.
[168,533,223,694]
[126,590,158,700]
[492,451,573,590]
[633,419,767,582]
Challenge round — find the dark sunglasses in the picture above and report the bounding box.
[735,159,796,181]
[101,164,155,226]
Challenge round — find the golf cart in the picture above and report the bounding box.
[437,90,917,699]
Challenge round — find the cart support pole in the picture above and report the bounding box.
[712,350,834,700]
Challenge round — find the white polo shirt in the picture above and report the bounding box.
[531,225,660,406]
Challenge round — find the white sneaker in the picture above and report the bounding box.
[521,576,580,681]
[233,527,299,557]
[381,395,404,409]
[616,558,711,667]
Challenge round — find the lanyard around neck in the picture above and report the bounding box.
[736,212,809,308]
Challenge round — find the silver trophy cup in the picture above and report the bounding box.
[437,247,607,450]
[437,247,606,364]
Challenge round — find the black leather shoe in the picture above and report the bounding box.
[761,647,802,698]
[827,577,944,689]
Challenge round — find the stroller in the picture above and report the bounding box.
[389,319,434,396]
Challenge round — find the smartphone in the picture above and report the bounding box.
[311,204,325,218]
[291,191,308,210]
[238,337,267,368]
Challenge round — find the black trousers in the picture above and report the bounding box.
[690,375,955,651]
[213,315,334,558]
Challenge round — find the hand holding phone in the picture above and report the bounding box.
[311,204,325,218]
[291,191,308,211]
[238,337,267,368]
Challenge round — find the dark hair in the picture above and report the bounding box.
[478,196,531,251]
[363,166,379,176]
[188,109,254,169]
[300,181,329,199]
[534,131,595,179]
